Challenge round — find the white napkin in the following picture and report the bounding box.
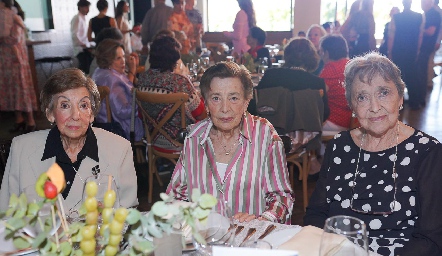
[213,246,298,256]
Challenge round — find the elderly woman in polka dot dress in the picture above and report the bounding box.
[304,52,442,256]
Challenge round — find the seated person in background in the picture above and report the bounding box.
[166,62,294,223]
[247,26,271,67]
[257,37,330,121]
[0,68,138,213]
[137,36,205,152]
[88,27,123,76]
[319,34,352,136]
[307,24,327,76]
[143,29,189,76]
[91,39,144,141]
[297,30,306,37]
[304,52,442,256]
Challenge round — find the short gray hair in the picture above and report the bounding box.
[344,52,405,109]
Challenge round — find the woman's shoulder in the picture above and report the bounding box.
[403,129,440,149]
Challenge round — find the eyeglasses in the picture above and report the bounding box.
[350,167,397,215]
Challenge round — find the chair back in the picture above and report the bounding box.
[136,91,189,149]
[256,87,324,152]
[97,85,112,123]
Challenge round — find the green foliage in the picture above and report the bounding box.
[1,188,217,255]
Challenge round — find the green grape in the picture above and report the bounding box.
[81,226,95,240]
[104,245,118,256]
[103,190,116,208]
[86,210,98,225]
[80,239,96,254]
[109,220,124,235]
[114,208,128,223]
[85,181,98,197]
[108,234,122,246]
[102,208,113,224]
[99,223,109,236]
[84,197,98,212]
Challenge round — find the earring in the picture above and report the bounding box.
[399,105,403,110]
[352,112,356,118]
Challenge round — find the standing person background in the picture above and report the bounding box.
[140,0,173,54]
[0,0,37,133]
[379,6,400,56]
[71,0,94,74]
[167,0,193,55]
[87,0,117,42]
[185,0,203,51]
[341,0,376,57]
[417,0,441,109]
[115,0,132,54]
[388,0,424,110]
[223,0,256,56]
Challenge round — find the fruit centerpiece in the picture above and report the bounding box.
[0,163,217,255]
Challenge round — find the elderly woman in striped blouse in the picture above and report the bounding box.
[166,62,294,224]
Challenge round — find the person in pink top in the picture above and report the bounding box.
[319,34,352,135]
[223,0,256,56]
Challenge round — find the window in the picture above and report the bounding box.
[206,0,294,32]
[320,0,423,40]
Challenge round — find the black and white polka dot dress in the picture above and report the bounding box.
[305,129,442,256]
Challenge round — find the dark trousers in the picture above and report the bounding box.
[393,54,419,107]
[77,49,93,74]
[416,51,432,106]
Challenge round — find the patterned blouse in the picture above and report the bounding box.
[137,69,204,151]
[305,129,442,256]
[166,113,295,224]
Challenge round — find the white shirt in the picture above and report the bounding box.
[71,12,90,56]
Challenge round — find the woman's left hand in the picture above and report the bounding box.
[233,212,257,223]
[127,53,139,74]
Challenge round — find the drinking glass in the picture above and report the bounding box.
[82,174,120,209]
[319,215,368,256]
[192,200,235,256]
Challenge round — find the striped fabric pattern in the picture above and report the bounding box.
[166,113,295,224]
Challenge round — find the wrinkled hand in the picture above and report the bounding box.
[233,212,257,223]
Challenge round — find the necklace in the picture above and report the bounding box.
[215,133,240,156]
[290,66,307,72]
[352,121,399,200]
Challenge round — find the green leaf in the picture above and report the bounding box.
[192,207,211,220]
[12,236,31,249]
[31,232,47,248]
[191,188,201,202]
[126,209,141,225]
[13,208,26,219]
[199,194,217,209]
[7,217,26,231]
[27,202,41,217]
[9,194,19,208]
[18,193,28,209]
[151,201,168,217]
[60,241,72,256]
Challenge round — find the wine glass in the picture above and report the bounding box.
[82,174,120,209]
[192,200,235,256]
[319,215,368,256]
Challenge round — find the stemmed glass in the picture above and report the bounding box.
[319,215,368,256]
[192,200,235,256]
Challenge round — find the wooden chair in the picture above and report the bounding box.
[136,91,189,203]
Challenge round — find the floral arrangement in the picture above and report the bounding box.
[0,163,217,255]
